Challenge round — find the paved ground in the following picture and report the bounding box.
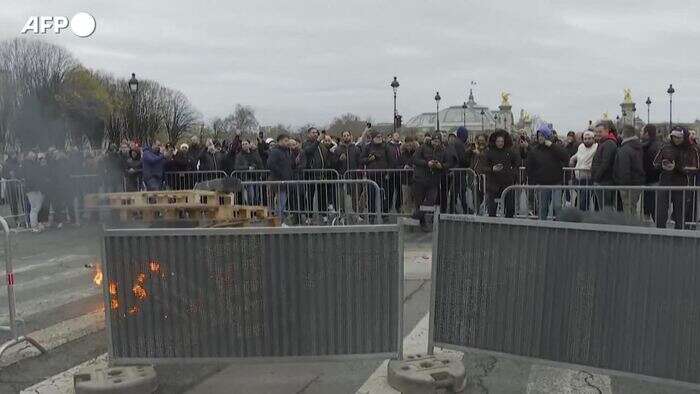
[1,225,699,393]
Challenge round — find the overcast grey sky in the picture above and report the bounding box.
[2,0,699,131]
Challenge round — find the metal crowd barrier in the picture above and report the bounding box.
[164,171,228,191]
[0,179,28,228]
[0,216,46,359]
[343,168,480,217]
[500,184,700,229]
[429,214,700,385]
[236,179,383,225]
[101,225,403,363]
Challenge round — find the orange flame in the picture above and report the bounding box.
[110,299,119,310]
[93,267,103,287]
[136,273,146,285]
[128,305,139,315]
[149,260,161,273]
[108,281,118,296]
[132,284,147,300]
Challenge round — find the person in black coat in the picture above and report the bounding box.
[641,124,662,219]
[359,131,394,216]
[447,127,473,214]
[123,149,142,192]
[591,120,619,209]
[613,125,645,217]
[234,140,264,170]
[266,134,295,219]
[411,133,450,228]
[527,125,570,219]
[484,129,520,217]
[652,126,699,228]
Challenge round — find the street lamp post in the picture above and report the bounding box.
[462,102,467,128]
[494,113,499,131]
[390,77,399,134]
[667,84,675,129]
[434,91,441,132]
[480,109,485,133]
[128,73,139,138]
[645,96,652,124]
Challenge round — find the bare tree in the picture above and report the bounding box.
[0,38,78,148]
[224,104,259,135]
[162,88,199,144]
[327,113,368,136]
[209,117,230,140]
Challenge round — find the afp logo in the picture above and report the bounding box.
[20,12,96,38]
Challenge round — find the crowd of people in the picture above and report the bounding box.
[1,120,699,231]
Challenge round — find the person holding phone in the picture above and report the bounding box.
[652,126,699,228]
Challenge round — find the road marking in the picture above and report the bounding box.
[1,254,95,276]
[20,353,108,394]
[0,309,104,367]
[1,265,93,293]
[0,282,100,323]
[526,364,612,393]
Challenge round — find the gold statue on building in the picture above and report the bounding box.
[500,91,511,106]
[623,88,633,103]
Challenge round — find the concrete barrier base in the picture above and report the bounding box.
[387,353,466,393]
[74,364,157,393]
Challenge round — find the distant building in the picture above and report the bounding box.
[405,90,501,136]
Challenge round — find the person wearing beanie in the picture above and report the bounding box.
[652,126,699,228]
[591,120,619,208]
[527,124,570,219]
[641,124,662,219]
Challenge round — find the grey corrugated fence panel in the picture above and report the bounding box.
[101,225,402,364]
[431,214,700,385]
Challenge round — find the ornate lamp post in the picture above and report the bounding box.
[461,102,467,128]
[390,77,399,134]
[645,96,652,124]
[128,73,139,138]
[434,91,441,132]
[667,84,675,129]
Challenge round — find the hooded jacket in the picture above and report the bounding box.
[613,136,645,185]
[267,146,295,181]
[653,131,699,186]
[527,134,570,185]
[591,134,618,185]
[142,147,166,182]
[484,131,520,192]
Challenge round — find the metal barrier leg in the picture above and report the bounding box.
[0,216,46,361]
